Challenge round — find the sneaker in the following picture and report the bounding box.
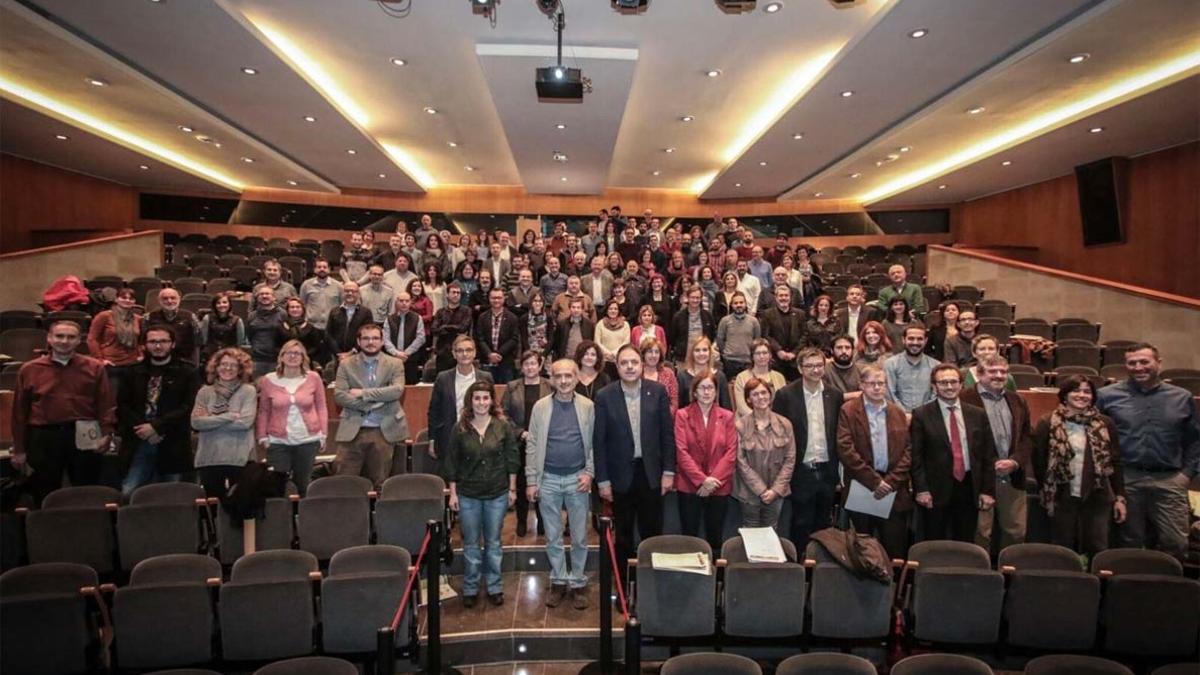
[546,584,569,608]
[462,593,477,609]
[488,592,505,606]
[571,586,590,610]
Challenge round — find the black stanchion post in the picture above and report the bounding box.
[624,617,641,674]
[423,518,462,675]
[579,517,623,674]
[376,626,395,675]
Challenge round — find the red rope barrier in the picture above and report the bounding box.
[389,529,434,632]
[605,527,630,620]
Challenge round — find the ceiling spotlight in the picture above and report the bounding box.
[840,90,854,98]
[1001,160,1012,166]
[734,182,743,187]
[390,57,407,66]
[423,106,438,114]
[652,170,661,176]
[346,149,357,155]
[966,106,986,115]
[664,147,676,153]
[759,161,768,166]
[447,141,458,147]
[177,124,194,133]
[560,176,568,182]
[937,184,947,189]
[85,77,107,87]
[379,173,387,178]
[286,180,298,186]
[54,134,69,140]
[302,115,316,122]
[792,133,804,140]
[240,156,254,163]
[899,145,911,152]
[814,192,823,197]
[1068,53,1090,64]
[908,28,928,38]
[680,115,695,122]
[240,67,258,75]
[849,172,861,178]
[552,151,568,162]
[138,164,150,170]
[764,2,783,13]
[1089,126,1104,133]
[706,69,722,78]
[464,165,476,172]
[555,123,566,130]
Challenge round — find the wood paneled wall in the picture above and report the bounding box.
[0,154,137,253]
[952,142,1199,297]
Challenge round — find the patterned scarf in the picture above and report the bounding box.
[1041,404,1113,516]
[111,305,138,349]
[207,380,241,415]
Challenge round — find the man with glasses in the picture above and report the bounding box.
[144,287,199,365]
[774,348,844,549]
[943,309,980,367]
[117,327,199,497]
[428,335,494,473]
[332,323,408,488]
[911,364,997,542]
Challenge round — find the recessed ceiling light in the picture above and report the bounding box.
[286,180,298,186]
[706,69,722,78]
[937,184,947,190]
[759,161,768,166]
[138,164,150,170]
[464,165,475,172]
[552,151,568,162]
[664,147,676,153]
[1001,160,1012,166]
[378,173,387,178]
[680,115,695,123]
[302,115,316,122]
[390,57,407,66]
[908,28,929,39]
[423,106,438,114]
[54,134,68,140]
[792,133,804,140]
[967,106,986,115]
[1068,53,1090,64]
[840,90,854,98]
[555,123,566,130]
[899,146,911,153]
[652,170,661,176]
[814,192,823,197]
[734,182,742,187]
[177,124,193,133]
[1089,126,1105,133]
[560,176,568,182]
[764,2,783,13]
[447,141,458,148]
[240,156,254,163]
[240,67,258,75]
[346,149,357,155]
[85,77,107,87]
[849,172,861,178]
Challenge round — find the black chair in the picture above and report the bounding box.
[1161,367,1200,380]
[999,544,1098,651]
[977,318,1012,342]
[905,541,1003,646]
[775,652,875,675]
[297,475,373,561]
[975,300,1014,322]
[719,535,804,638]
[242,236,267,250]
[634,535,716,639]
[0,563,103,675]
[1054,344,1101,371]
[216,486,297,566]
[1012,371,1046,389]
[1055,320,1100,342]
[1101,574,1200,658]
[252,656,359,675]
[0,361,21,390]
[375,473,445,553]
[219,550,319,661]
[952,285,984,304]
[171,277,207,296]
[890,653,993,674]
[190,264,224,282]
[921,286,943,311]
[180,293,213,316]
[112,554,221,669]
[187,253,218,268]
[321,545,411,655]
[1013,318,1054,340]
[1050,365,1104,391]
[117,483,209,571]
[206,278,238,295]
[1101,340,1137,366]
[155,263,191,282]
[1166,376,1200,395]
[1151,665,1200,675]
[1091,549,1183,577]
[1100,364,1128,381]
[129,277,164,303]
[1025,654,1133,675]
[805,541,893,642]
[228,265,261,291]
[87,275,126,292]
[0,328,46,362]
[218,253,250,269]
[660,653,761,675]
[0,310,41,331]
[26,486,120,573]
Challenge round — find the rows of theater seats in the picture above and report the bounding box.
[628,535,1199,667]
[658,651,1197,675]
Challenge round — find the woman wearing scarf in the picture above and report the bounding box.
[191,347,258,498]
[276,297,326,368]
[198,294,248,368]
[1032,374,1126,557]
[594,299,631,380]
[87,287,143,402]
[519,292,553,359]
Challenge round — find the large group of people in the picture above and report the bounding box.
[8,209,1199,611]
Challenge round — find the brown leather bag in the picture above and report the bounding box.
[810,525,892,584]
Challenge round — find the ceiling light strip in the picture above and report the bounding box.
[0,76,245,191]
[857,50,1200,204]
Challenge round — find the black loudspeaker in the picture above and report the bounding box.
[1074,156,1129,247]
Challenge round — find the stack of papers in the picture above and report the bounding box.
[651,551,712,575]
[738,527,788,563]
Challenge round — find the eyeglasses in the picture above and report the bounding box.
[861,380,887,388]
[934,379,961,387]
[282,351,305,357]
[801,362,825,370]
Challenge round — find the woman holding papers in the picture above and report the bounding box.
[835,363,913,559]
[733,376,796,528]
[674,370,739,553]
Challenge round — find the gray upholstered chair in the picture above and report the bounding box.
[1102,574,1200,657]
[719,535,804,637]
[906,541,1004,645]
[890,653,993,675]
[375,473,445,554]
[804,541,893,641]
[1091,549,1183,576]
[297,475,373,561]
[321,545,411,654]
[0,563,100,675]
[776,652,876,674]
[25,485,120,573]
[252,656,359,675]
[659,652,761,675]
[1025,654,1133,675]
[635,535,716,638]
[219,550,319,661]
[999,543,1098,650]
[997,543,1082,572]
[113,554,221,669]
[1151,664,1200,675]
[216,485,296,565]
[117,482,208,570]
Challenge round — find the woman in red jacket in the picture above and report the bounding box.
[255,339,329,496]
[674,370,738,554]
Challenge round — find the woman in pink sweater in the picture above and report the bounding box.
[256,339,328,496]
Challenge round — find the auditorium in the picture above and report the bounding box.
[1,1,1198,674]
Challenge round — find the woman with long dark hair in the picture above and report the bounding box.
[197,293,247,368]
[573,340,610,399]
[88,287,144,401]
[856,320,892,365]
[520,292,554,358]
[276,297,325,367]
[882,297,911,354]
[805,294,842,355]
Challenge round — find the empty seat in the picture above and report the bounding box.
[977,318,1012,342]
[999,544,1098,650]
[171,277,207,296]
[26,486,120,573]
[218,253,250,269]
[1013,318,1054,340]
[180,293,213,316]
[242,236,267,249]
[1101,340,1138,366]
[321,545,411,654]
[0,563,101,675]
[206,278,238,295]
[635,535,716,638]
[216,489,296,566]
[297,475,373,561]
[1054,344,1101,371]
[113,554,221,669]
[228,265,260,291]
[117,482,208,571]
[253,656,359,675]
[220,550,319,661]
[0,310,41,331]
[1012,371,1046,389]
[952,285,983,304]
[0,328,46,362]
[1161,367,1200,380]
[1102,574,1200,657]
[776,652,876,675]
[890,653,993,675]
[805,541,892,640]
[1025,655,1133,675]
[376,473,445,553]
[906,540,1003,645]
[720,535,804,637]
[921,286,943,311]
[129,277,164,302]
[660,652,761,675]
[189,264,223,282]
[1091,549,1183,577]
[1056,322,1101,343]
[267,237,293,250]
[1166,376,1200,395]
[187,253,218,267]
[156,264,191,282]
[824,285,848,304]
[1100,363,1128,381]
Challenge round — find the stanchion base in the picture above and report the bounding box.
[577,661,627,674]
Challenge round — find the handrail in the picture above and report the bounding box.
[0,230,160,260]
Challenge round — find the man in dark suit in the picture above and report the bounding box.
[667,286,716,363]
[759,284,807,380]
[473,287,520,384]
[833,284,881,346]
[959,355,1033,551]
[773,347,845,550]
[325,281,375,360]
[911,363,998,543]
[427,335,494,476]
[593,344,676,571]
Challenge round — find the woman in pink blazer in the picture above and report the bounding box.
[674,370,738,554]
[256,339,329,496]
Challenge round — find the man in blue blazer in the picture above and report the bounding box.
[594,344,676,571]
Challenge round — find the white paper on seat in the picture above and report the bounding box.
[738,526,787,563]
[844,479,897,519]
[651,551,712,575]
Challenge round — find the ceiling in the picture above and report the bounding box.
[0,0,1196,208]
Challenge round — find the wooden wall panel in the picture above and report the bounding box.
[0,154,137,253]
[953,142,1200,297]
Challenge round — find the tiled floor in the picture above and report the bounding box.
[447,510,602,549]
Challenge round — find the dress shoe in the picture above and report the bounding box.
[488,592,505,606]
[462,593,477,609]
[572,586,590,610]
[546,584,569,608]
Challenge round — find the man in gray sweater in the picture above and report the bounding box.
[716,291,761,382]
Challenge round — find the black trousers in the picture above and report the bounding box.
[789,463,837,551]
[198,465,244,500]
[612,460,663,577]
[923,472,978,542]
[25,425,103,506]
[1050,491,1112,557]
[677,492,730,555]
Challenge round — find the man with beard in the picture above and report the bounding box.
[246,286,286,377]
[144,288,199,365]
[824,335,862,397]
[668,286,717,364]
[360,264,396,325]
[299,257,342,331]
[883,325,939,414]
[252,260,297,310]
[538,255,567,308]
[715,292,761,381]
[333,323,408,488]
[759,283,806,380]
[428,283,474,373]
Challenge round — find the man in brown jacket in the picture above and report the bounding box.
[836,363,913,559]
[960,355,1033,552]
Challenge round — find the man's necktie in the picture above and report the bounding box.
[948,405,966,482]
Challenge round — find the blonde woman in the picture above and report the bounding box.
[676,337,731,410]
[255,339,328,496]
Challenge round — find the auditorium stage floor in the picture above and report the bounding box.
[446,510,602,549]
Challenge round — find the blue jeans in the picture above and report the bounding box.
[538,471,591,589]
[121,440,182,498]
[459,492,508,595]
